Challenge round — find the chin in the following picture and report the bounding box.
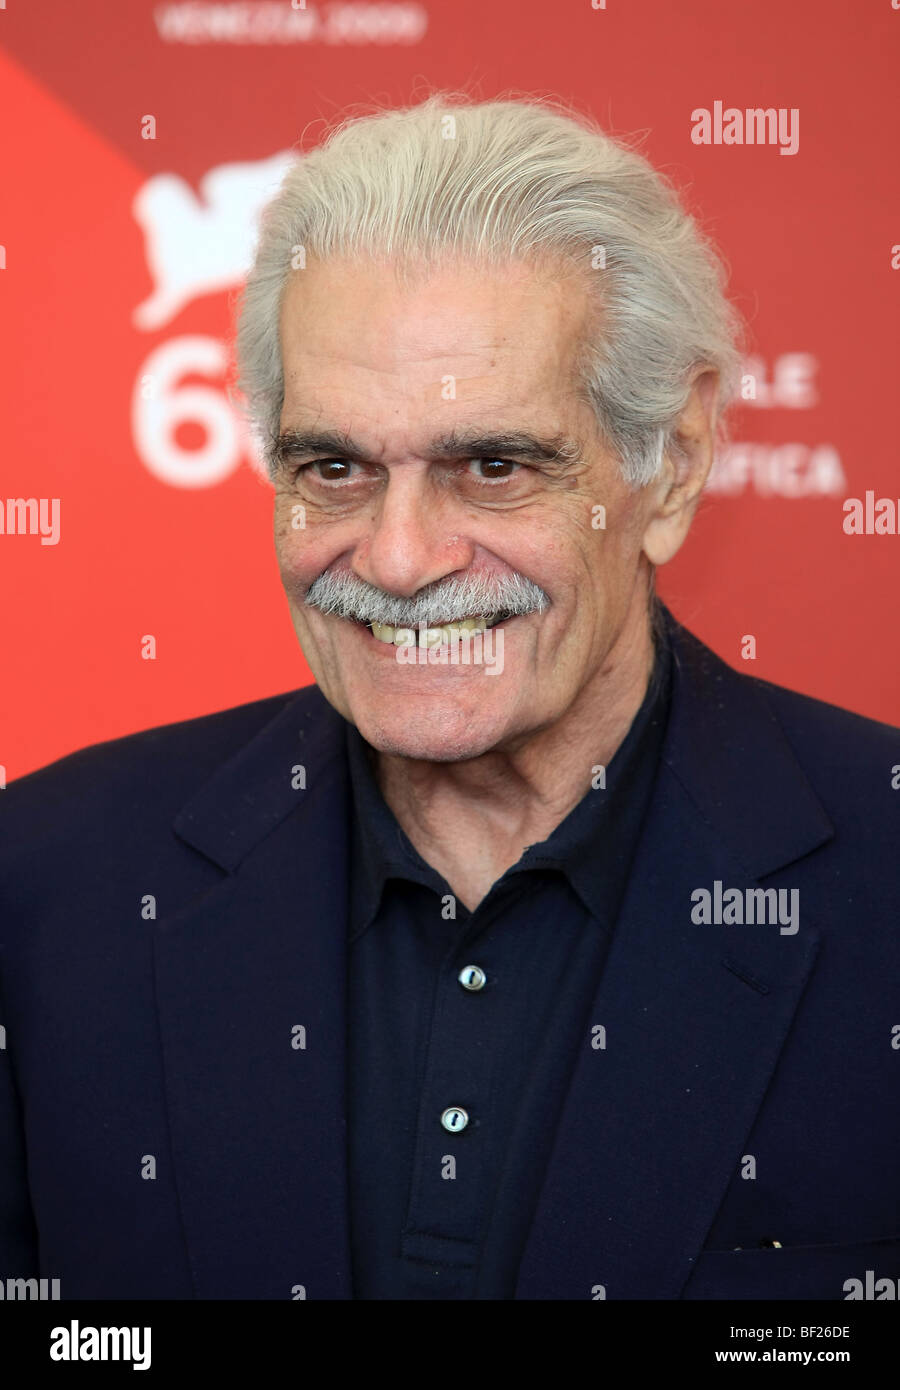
[350,705,511,762]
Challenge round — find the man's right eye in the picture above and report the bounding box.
[298,459,361,484]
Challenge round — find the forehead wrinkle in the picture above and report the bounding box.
[281,346,522,389]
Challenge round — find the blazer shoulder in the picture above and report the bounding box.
[0,685,323,851]
[665,611,899,839]
[748,671,900,765]
[666,606,900,765]
[737,670,900,838]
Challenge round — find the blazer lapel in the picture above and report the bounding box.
[152,687,354,1299]
[513,611,834,1299]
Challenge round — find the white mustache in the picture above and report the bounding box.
[304,570,549,626]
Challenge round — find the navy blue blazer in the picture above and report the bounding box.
[1,607,899,1300]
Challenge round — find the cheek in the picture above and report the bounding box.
[273,506,344,592]
[512,510,600,601]
[579,494,646,580]
[524,521,634,642]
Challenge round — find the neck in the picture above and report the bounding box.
[374,593,658,912]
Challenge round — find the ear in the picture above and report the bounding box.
[641,368,720,567]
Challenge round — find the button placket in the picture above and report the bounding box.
[399,884,536,1278]
[400,953,499,1260]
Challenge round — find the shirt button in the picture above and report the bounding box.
[441,1106,469,1133]
[458,964,487,991]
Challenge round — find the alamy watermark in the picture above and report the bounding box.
[691,103,799,156]
[691,881,799,935]
[393,621,504,675]
[0,498,60,545]
[0,1276,61,1299]
[49,1321,151,1371]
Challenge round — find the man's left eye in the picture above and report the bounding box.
[466,458,521,482]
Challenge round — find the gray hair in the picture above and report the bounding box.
[234,91,744,488]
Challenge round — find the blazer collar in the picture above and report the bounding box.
[656,604,833,878]
[172,681,348,872]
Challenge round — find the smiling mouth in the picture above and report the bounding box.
[355,613,515,646]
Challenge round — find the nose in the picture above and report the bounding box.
[352,464,475,596]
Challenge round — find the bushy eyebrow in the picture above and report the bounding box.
[271,426,583,475]
[272,429,357,473]
[428,429,583,467]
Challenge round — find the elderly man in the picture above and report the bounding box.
[1,96,898,1303]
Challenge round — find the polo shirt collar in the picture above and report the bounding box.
[345,619,673,934]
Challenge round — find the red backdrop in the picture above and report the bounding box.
[1,0,898,781]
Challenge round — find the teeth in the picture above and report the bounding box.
[367,617,492,646]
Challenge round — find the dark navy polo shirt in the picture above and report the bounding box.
[345,623,673,1298]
